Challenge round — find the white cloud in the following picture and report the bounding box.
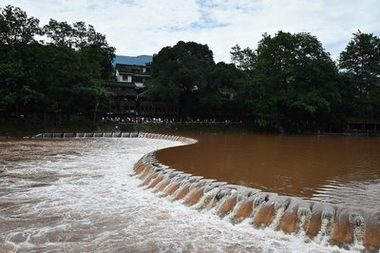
[2,0,380,62]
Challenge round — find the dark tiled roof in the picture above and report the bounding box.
[116,64,150,75]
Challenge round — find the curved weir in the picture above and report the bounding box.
[133,132,380,252]
[32,132,380,251]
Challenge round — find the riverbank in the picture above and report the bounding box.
[0,121,257,138]
[0,121,136,138]
[1,120,379,138]
[136,123,380,138]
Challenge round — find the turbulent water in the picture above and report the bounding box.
[0,138,369,252]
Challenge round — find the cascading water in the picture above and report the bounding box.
[1,132,379,252]
[132,133,380,252]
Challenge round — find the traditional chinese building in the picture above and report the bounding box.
[115,63,150,89]
[106,55,177,119]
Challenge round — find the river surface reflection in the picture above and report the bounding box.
[157,133,380,209]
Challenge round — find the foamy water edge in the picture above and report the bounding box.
[0,133,377,252]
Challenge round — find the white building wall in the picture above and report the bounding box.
[135,82,144,88]
[116,73,132,83]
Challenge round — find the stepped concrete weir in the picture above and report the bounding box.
[132,133,380,252]
[34,132,380,251]
[33,131,141,139]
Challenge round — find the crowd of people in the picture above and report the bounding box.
[101,115,241,125]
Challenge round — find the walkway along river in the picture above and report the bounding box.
[0,132,379,252]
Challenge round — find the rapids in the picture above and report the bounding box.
[0,136,375,252]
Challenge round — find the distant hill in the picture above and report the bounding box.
[113,55,152,66]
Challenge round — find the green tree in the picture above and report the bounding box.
[0,5,40,46]
[339,31,380,120]
[148,41,215,118]
[0,5,115,123]
[43,19,75,47]
[339,31,380,101]
[43,20,115,121]
[194,62,243,119]
[0,5,42,115]
[243,31,340,131]
[230,44,256,72]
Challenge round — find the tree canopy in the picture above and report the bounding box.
[249,31,340,130]
[230,44,256,72]
[148,41,215,117]
[147,41,244,119]
[0,5,40,46]
[339,31,380,119]
[2,5,380,132]
[148,31,380,132]
[0,5,115,122]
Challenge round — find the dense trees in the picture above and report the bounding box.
[230,44,256,72]
[148,41,214,117]
[147,41,242,119]
[244,32,341,130]
[148,31,380,132]
[339,31,380,119]
[0,5,40,45]
[0,5,115,122]
[2,5,379,132]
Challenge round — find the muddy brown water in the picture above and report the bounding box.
[1,135,379,252]
[157,133,380,209]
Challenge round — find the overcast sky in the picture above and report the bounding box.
[3,0,380,62]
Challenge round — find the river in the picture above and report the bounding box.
[0,136,376,252]
[157,133,380,210]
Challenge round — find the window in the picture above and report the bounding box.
[133,76,144,83]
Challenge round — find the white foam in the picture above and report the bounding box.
[0,138,361,252]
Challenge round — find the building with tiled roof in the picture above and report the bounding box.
[106,55,177,118]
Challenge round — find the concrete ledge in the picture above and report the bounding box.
[133,133,380,251]
[33,132,141,139]
[31,131,380,250]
